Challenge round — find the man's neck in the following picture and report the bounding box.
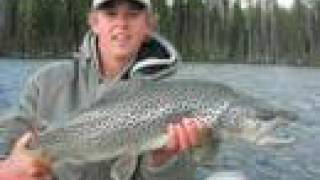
[99,50,132,80]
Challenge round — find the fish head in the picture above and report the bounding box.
[215,99,297,146]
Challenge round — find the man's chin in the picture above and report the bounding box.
[114,47,139,56]
[113,51,133,61]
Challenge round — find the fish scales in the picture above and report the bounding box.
[34,80,295,165]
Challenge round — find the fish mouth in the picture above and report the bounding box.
[254,105,298,122]
[252,109,298,146]
[226,105,298,146]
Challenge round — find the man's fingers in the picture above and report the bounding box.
[166,118,211,153]
[166,124,178,151]
[4,132,53,180]
[28,158,53,178]
[176,123,190,151]
[182,119,199,147]
[13,132,33,152]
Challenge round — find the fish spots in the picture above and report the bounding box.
[37,80,294,163]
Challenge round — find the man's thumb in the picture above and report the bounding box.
[14,132,33,151]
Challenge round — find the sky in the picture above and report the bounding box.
[165,0,295,9]
[277,0,294,8]
[240,0,295,9]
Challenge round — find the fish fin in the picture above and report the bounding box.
[110,133,169,180]
[191,128,220,168]
[111,153,138,180]
[140,134,169,152]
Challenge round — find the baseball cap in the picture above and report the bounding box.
[92,0,152,11]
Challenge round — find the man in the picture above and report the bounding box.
[0,0,208,179]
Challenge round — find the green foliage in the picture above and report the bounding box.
[0,0,319,66]
[1,0,90,57]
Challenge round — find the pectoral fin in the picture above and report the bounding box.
[110,153,138,180]
[191,128,220,167]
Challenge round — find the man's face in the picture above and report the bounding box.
[90,0,153,60]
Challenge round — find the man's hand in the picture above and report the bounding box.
[0,132,53,180]
[149,118,209,167]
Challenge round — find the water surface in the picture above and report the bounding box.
[0,59,319,180]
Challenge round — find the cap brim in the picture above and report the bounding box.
[93,0,149,10]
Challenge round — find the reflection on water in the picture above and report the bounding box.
[0,60,34,109]
[0,59,319,180]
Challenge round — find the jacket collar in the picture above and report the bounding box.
[79,31,180,80]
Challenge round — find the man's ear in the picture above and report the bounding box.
[88,11,100,34]
[148,13,158,32]
[143,13,158,42]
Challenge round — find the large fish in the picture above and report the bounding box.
[31,79,296,166]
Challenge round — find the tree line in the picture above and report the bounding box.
[0,0,319,66]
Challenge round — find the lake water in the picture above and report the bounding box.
[0,59,319,180]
